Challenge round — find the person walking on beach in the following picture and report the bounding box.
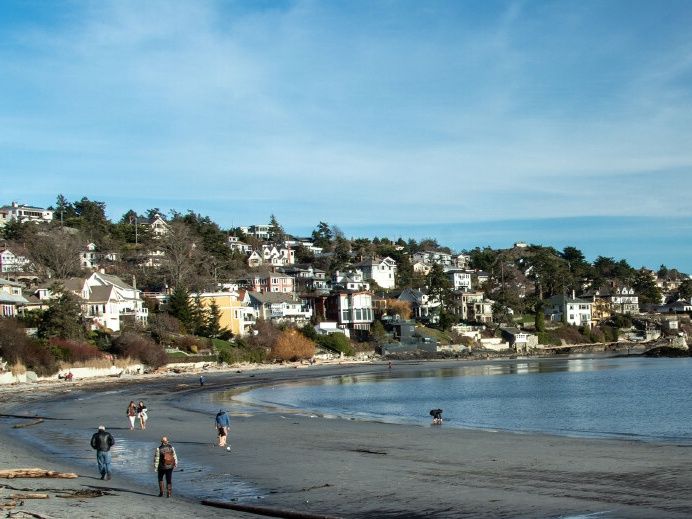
[199,375,205,387]
[215,409,230,447]
[154,436,178,497]
[126,400,137,430]
[90,425,114,480]
[137,401,148,430]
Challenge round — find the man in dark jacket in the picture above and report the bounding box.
[215,409,230,447]
[154,436,178,497]
[90,425,114,480]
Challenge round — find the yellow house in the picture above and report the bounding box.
[191,291,254,337]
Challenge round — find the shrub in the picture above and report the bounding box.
[173,335,204,353]
[49,338,102,363]
[112,332,167,368]
[248,319,281,350]
[538,331,561,345]
[316,333,355,356]
[0,319,30,364]
[270,329,316,362]
[23,340,58,376]
[385,299,412,320]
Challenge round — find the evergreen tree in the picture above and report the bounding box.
[189,294,206,336]
[205,300,223,338]
[427,263,452,309]
[37,285,85,339]
[534,302,546,332]
[167,286,192,332]
[269,214,286,243]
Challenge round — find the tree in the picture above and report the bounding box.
[159,222,202,288]
[427,263,452,309]
[268,214,286,243]
[37,285,85,340]
[205,300,223,338]
[534,302,546,332]
[678,279,692,301]
[384,299,412,320]
[311,222,333,249]
[167,286,192,332]
[26,228,83,279]
[633,269,662,305]
[189,295,206,336]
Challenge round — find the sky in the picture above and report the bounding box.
[1,1,692,271]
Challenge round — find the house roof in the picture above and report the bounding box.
[88,285,115,303]
[546,294,591,305]
[0,292,29,304]
[248,291,298,304]
[93,273,134,290]
[0,278,23,288]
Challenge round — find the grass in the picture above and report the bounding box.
[415,325,453,345]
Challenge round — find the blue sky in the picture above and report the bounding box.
[1,1,692,270]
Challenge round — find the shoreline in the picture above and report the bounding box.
[2,358,692,518]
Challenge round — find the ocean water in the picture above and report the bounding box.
[232,356,692,443]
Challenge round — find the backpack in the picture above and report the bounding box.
[160,446,175,469]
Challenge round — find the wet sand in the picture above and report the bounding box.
[2,360,692,518]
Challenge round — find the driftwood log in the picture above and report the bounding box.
[0,469,78,479]
[9,493,49,500]
[12,419,44,429]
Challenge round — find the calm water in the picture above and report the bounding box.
[233,356,692,443]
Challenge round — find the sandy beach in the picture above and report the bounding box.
[1,359,692,519]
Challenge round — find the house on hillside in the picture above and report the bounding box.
[445,268,472,292]
[353,257,397,289]
[245,272,295,293]
[450,291,493,323]
[0,278,28,317]
[279,264,328,293]
[323,290,374,336]
[582,284,639,315]
[140,213,170,237]
[247,291,312,324]
[544,293,592,327]
[227,236,253,253]
[331,269,370,291]
[33,273,148,332]
[0,202,53,225]
[190,291,254,337]
[397,287,440,322]
[0,248,31,273]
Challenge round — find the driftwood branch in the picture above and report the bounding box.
[7,510,55,519]
[9,493,50,500]
[12,419,44,429]
[0,469,78,479]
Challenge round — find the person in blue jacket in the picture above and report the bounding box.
[215,409,230,447]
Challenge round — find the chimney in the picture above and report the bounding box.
[132,275,137,290]
[572,289,576,299]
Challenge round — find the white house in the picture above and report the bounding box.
[544,293,592,327]
[445,268,472,292]
[227,236,253,253]
[354,257,397,289]
[327,290,374,332]
[0,248,31,273]
[0,202,53,225]
[36,273,148,332]
[332,269,370,291]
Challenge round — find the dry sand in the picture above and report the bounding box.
[1,359,691,519]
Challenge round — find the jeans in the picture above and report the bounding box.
[96,451,112,476]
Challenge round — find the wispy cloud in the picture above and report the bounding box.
[1,0,691,228]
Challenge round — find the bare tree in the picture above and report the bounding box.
[26,228,83,279]
[159,221,202,288]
